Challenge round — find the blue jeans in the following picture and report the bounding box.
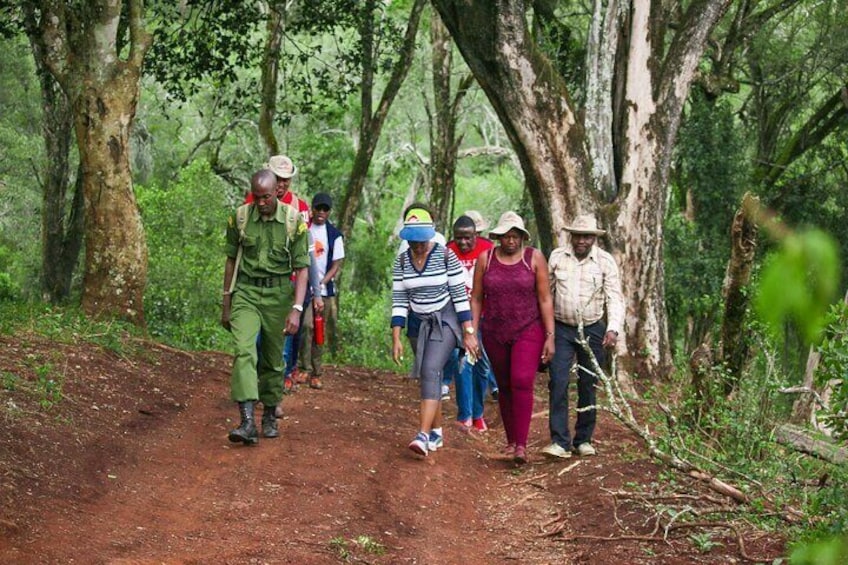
[455,330,495,421]
[548,321,606,449]
[283,333,298,377]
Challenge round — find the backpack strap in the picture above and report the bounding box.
[228,204,254,294]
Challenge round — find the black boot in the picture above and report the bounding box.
[228,401,258,445]
[262,405,279,438]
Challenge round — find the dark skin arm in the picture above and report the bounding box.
[532,249,556,362]
[286,267,309,335]
[469,249,488,358]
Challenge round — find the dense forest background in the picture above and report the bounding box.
[0,1,846,558]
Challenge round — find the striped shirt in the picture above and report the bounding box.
[548,244,624,334]
[391,244,471,327]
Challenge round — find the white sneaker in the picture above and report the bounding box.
[440,384,450,400]
[408,432,429,457]
[541,443,572,459]
[428,430,444,451]
[574,443,596,456]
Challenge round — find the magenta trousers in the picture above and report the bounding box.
[483,323,545,448]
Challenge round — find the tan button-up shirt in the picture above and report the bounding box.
[548,244,624,335]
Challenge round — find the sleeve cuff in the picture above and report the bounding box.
[456,311,472,323]
[391,316,407,328]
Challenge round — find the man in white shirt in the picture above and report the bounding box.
[298,193,345,390]
[541,215,624,459]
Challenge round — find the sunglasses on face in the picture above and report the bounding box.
[314,205,330,212]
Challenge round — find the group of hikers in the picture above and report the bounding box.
[392,205,623,463]
[221,158,624,466]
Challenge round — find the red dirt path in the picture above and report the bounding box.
[0,333,784,563]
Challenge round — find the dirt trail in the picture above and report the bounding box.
[0,334,783,563]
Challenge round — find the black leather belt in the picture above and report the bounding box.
[238,274,286,287]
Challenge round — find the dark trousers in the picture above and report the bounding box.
[548,320,606,449]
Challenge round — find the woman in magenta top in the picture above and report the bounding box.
[470,211,555,464]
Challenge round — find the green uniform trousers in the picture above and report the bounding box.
[229,282,293,405]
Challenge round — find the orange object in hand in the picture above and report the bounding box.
[314,313,325,345]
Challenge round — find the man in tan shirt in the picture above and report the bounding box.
[541,215,624,459]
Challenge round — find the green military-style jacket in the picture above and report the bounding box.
[225,202,310,277]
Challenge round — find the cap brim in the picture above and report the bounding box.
[399,225,436,242]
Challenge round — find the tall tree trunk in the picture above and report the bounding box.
[37,0,152,325]
[22,4,84,303]
[716,192,759,394]
[258,2,284,156]
[428,11,474,232]
[337,0,427,237]
[431,1,594,255]
[433,0,731,378]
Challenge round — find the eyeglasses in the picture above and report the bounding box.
[314,205,330,212]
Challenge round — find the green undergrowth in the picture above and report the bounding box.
[641,351,848,559]
[0,301,145,355]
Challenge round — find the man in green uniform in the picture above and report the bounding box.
[221,169,310,445]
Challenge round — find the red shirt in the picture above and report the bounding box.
[245,191,310,224]
[447,237,494,294]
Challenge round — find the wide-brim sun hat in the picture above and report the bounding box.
[564,214,605,235]
[266,155,297,179]
[463,210,489,232]
[399,207,437,242]
[488,211,531,240]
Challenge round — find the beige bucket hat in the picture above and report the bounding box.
[266,155,297,179]
[488,211,531,240]
[564,214,605,235]
[463,210,489,232]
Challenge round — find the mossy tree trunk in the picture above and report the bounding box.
[36,0,152,325]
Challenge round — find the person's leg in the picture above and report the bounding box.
[229,288,263,402]
[573,322,606,447]
[471,328,489,420]
[548,322,577,449]
[409,329,456,455]
[441,348,457,399]
[508,324,545,449]
[313,296,335,376]
[454,348,473,423]
[483,334,513,446]
[417,331,457,433]
[298,300,315,376]
[256,286,291,407]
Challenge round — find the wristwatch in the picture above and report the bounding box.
[464,326,475,335]
[292,304,304,312]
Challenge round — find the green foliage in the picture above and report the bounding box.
[137,159,233,350]
[755,230,841,344]
[0,302,142,355]
[0,36,44,299]
[790,536,848,565]
[334,290,395,371]
[815,302,848,440]
[0,270,20,301]
[666,93,748,354]
[689,531,722,554]
[146,2,264,102]
[34,362,62,410]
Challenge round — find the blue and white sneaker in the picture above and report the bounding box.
[428,430,444,451]
[408,432,429,457]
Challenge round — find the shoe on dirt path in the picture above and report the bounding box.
[541,443,572,459]
[408,432,429,457]
[574,443,596,456]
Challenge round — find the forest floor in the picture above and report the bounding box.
[0,332,786,564]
